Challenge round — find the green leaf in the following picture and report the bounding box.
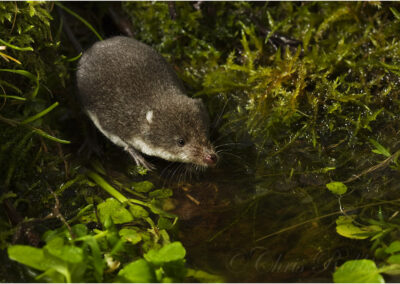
[119,228,142,245]
[29,4,35,17]
[388,254,400,265]
[369,139,391,157]
[186,268,225,283]
[131,181,154,193]
[0,38,33,51]
[118,259,155,283]
[149,188,173,199]
[54,2,103,41]
[390,7,400,21]
[65,52,82,62]
[380,264,400,275]
[157,217,173,230]
[336,223,369,240]
[333,259,384,283]
[386,241,400,254]
[87,171,128,203]
[335,216,381,240]
[45,237,84,263]
[162,260,187,282]
[326,181,347,195]
[85,236,104,282]
[35,269,65,283]
[144,241,186,265]
[0,95,26,101]
[97,198,133,224]
[148,202,177,218]
[21,102,59,124]
[128,203,149,219]
[375,247,387,259]
[31,127,71,144]
[8,245,49,271]
[0,69,36,81]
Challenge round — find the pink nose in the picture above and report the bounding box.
[204,153,218,166]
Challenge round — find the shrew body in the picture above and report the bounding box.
[76,36,218,169]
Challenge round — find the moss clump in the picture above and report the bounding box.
[0,2,71,188]
[124,1,400,183]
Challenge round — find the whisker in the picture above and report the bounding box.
[160,162,179,187]
[160,162,175,177]
[171,164,184,184]
[182,166,188,183]
[219,151,244,161]
[210,98,230,136]
[215,142,246,149]
[178,164,186,185]
[162,162,179,186]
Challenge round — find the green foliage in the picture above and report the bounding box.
[0,1,72,190]
[144,241,186,265]
[8,187,216,282]
[333,259,385,283]
[122,2,254,91]
[385,241,400,254]
[335,215,381,240]
[333,209,400,283]
[117,242,188,282]
[326,181,347,195]
[8,221,193,282]
[131,181,154,193]
[118,259,155,283]
[97,198,135,224]
[370,139,391,158]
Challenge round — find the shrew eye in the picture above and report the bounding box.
[177,138,185,147]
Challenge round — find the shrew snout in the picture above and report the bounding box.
[203,152,218,167]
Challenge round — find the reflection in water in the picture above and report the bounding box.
[162,145,380,282]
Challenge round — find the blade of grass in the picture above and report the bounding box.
[0,80,22,94]
[86,170,128,203]
[390,7,400,21]
[5,131,34,187]
[369,139,391,157]
[21,102,59,124]
[0,52,22,64]
[65,52,82,62]
[55,2,103,41]
[31,127,71,144]
[31,72,40,99]
[0,113,70,145]
[0,94,26,101]
[0,38,33,51]
[0,69,36,81]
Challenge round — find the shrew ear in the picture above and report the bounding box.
[146,110,154,124]
[193,98,210,125]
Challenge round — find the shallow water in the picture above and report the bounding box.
[163,144,400,282]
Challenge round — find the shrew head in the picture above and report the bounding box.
[129,97,218,167]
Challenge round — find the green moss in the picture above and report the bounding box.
[2,2,400,282]
[123,2,400,180]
